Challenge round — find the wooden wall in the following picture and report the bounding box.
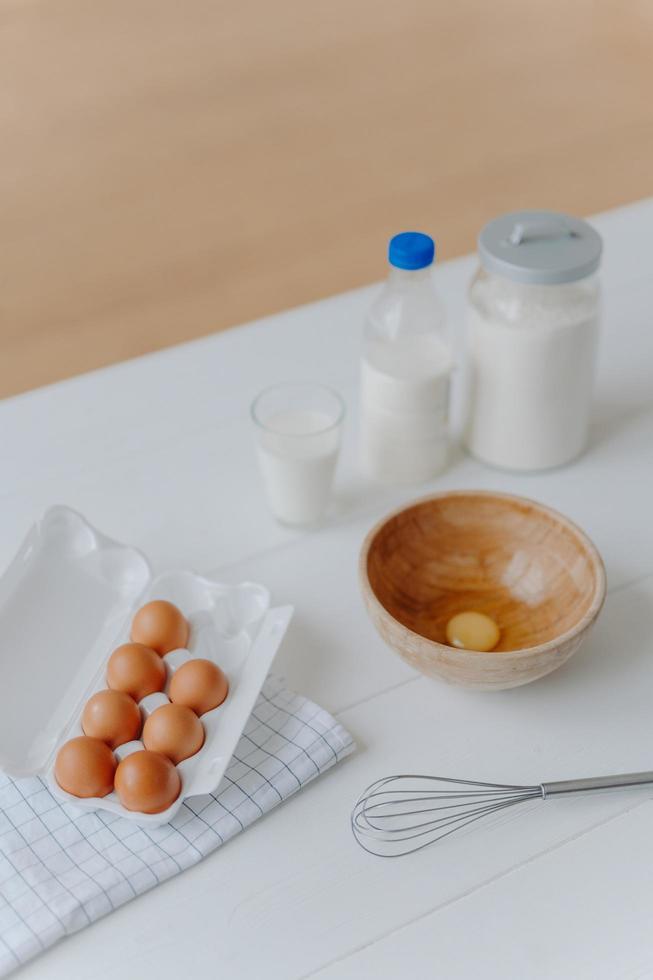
[2,0,652,395]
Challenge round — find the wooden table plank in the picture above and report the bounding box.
[15,573,653,979]
[3,199,653,978]
[317,804,653,980]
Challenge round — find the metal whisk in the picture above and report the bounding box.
[351,771,653,857]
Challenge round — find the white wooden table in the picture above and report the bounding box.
[5,198,653,980]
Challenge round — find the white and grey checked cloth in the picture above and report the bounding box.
[0,675,354,976]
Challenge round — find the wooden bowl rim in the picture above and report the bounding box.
[360,489,607,657]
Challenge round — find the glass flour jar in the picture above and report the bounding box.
[464,210,603,471]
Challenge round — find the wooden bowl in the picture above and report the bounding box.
[360,491,606,691]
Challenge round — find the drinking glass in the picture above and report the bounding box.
[251,383,345,526]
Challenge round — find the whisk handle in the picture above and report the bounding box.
[541,771,653,798]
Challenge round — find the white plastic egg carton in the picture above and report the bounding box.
[0,506,292,826]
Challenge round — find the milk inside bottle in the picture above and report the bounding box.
[360,232,451,483]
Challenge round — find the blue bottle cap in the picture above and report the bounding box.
[388,232,435,270]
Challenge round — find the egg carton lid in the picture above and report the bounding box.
[0,506,291,781]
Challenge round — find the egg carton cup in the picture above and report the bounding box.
[0,506,293,826]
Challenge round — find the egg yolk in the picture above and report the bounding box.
[445,611,500,652]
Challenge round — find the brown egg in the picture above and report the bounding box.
[131,600,189,656]
[82,689,142,749]
[169,658,229,716]
[114,750,181,814]
[142,703,205,764]
[55,736,116,798]
[107,643,166,702]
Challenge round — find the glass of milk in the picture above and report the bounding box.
[251,383,345,526]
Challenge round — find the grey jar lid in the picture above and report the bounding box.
[478,209,603,284]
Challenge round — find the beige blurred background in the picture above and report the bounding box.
[2,0,652,397]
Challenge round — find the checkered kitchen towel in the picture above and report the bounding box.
[0,675,354,975]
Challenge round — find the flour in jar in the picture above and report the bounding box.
[465,210,602,471]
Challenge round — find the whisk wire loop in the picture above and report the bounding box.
[352,774,543,857]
